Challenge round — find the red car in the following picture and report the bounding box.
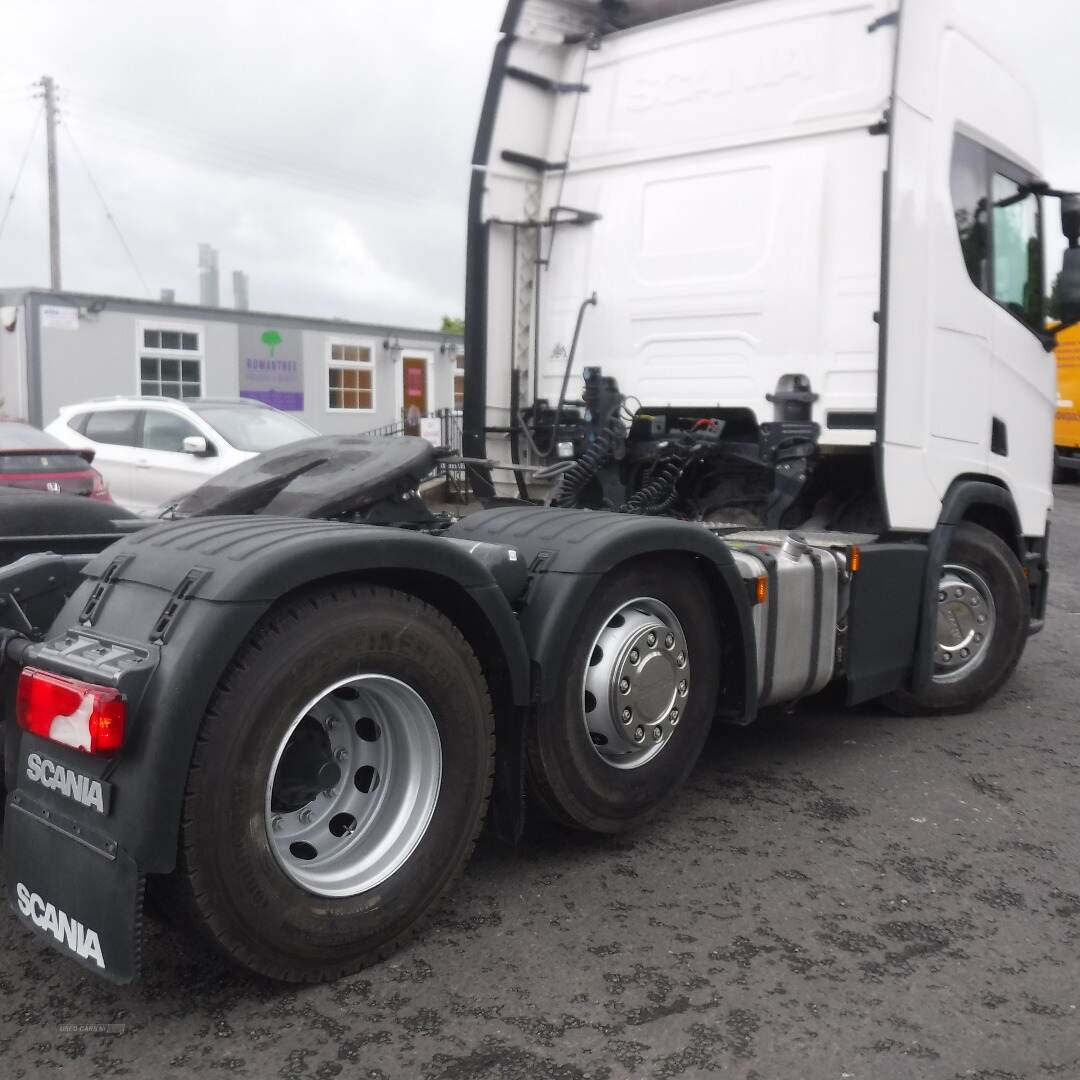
[0,418,111,501]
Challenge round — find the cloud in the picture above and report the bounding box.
[0,0,505,325]
[1,0,1079,324]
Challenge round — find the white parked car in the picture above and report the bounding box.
[46,397,318,513]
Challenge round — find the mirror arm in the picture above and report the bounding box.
[1024,181,1080,200]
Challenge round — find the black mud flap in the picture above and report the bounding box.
[4,795,142,983]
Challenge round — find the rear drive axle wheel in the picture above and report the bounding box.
[527,558,720,833]
[152,584,493,982]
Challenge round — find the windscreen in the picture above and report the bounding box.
[192,405,317,452]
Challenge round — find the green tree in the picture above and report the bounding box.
[440,315,464,335]
[261,328,283,357]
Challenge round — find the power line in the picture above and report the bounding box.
[60,120,152,297]
[0,103,43,247]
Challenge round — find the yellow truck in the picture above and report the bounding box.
[1055,322,1080,482]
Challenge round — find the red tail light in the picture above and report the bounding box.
[16,668,125,754]
[89,469,112,502]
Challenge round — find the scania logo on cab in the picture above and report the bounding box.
[25,752,106,813]
[15,882,105,969]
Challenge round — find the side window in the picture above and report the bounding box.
[950,134,988,291]
[991,173,1043,332]
[83,410,140,447]
[142,410,203,452]
[68,412,91,435]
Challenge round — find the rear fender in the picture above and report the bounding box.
[5,517,531,873]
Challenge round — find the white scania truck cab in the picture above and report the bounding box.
[1,0,1075,985]
[464,0,1057,544]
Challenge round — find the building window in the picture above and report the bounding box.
[327,340,375,411]
[453,352,465,411]
[139,325,202,399]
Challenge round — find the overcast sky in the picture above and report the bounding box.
[0,1,1077,329]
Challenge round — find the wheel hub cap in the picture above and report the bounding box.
[583,598,689,769]
[933,566,996,682]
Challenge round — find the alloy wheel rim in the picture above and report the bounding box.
[264,674,442,896]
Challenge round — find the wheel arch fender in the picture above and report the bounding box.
[943,475,1023,557]
[19,516,531,870]
[446,507,759,725]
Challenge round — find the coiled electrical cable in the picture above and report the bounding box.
[552,424,619,507]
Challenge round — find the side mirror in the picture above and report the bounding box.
[182,435,209,456]
[1062,194,1080,246]
[1058,247,1080,327]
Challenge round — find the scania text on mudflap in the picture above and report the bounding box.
[0,0,1069,983]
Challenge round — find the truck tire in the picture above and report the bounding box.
[885,522,1028,715]
[526,558,720,833]
[152,584,494,982]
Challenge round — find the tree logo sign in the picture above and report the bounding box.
[261,328,283,357]
[237,325,304,410]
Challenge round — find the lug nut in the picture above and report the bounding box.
[664,633,675,649]
[960,648,969,658]
[678,679,688,694]
[938,590,947,602]
[335,748,348,761]
[619,677,631,693]
[670,707,680,723]
[271,815,283,832]
[651,727,662,742]
[977,614,986,624]
[325,717,336,730]
[954,588,964,598]
[974,633,983,643]
[675,652,686,667]
[629,649,640,665]
[970,596,979,605]
[622,706,633,723]
[942,652,952,663]
[646,631,657,647]
[634,726,645,742]
[299,808,313,824]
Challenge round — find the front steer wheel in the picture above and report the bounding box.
[150,584,494,982]
[885,522,1028,715]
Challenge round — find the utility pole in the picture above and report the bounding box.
[39,75,61,290]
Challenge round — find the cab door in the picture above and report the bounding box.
[879,0,1054,537]
[984,162,1055,525]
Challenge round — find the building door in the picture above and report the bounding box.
[402,355,428,436]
